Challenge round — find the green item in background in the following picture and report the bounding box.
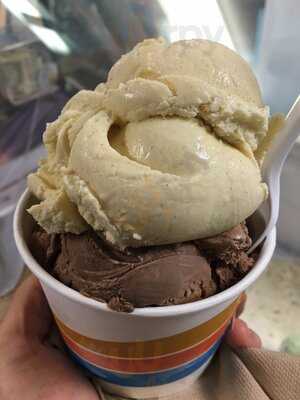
[281,335,300,355]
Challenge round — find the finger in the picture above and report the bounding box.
[2,276,52,342]
[227,319,262,348]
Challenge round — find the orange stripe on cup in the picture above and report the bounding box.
[61,318,229,373]
[55,299,239,358]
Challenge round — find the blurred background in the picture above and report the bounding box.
[0,0,299,350]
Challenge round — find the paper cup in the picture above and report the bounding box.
[14,190,276,399]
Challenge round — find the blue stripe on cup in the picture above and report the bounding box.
[68,336,223,387]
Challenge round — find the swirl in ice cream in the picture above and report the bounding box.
[27,38,269,249]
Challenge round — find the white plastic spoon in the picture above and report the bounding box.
[248,96,300,254]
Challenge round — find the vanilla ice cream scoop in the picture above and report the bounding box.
[27,38,269,248]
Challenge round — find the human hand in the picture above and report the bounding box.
[226,293,262,348]
[227,319,262,348]
[0,276,100,400]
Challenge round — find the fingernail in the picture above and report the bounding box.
[249,328,262,348]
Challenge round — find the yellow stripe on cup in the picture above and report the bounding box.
[55,299,239,358]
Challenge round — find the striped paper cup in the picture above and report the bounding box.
[14,190,276,399]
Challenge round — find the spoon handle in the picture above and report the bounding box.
[248,96,300,254]
[262,96,300,181]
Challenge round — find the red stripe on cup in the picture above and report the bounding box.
[61,318,230,373]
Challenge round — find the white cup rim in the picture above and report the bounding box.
[14,189,276,317]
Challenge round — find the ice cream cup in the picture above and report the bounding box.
[14,189,276,399]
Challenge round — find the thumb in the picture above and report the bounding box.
[227,319,262,349]
[1,275,53,342]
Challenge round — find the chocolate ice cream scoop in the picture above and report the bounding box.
[31,223,254,312]
[195,223,252,263]
[195,223,254,290]
[30,230,59,271]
